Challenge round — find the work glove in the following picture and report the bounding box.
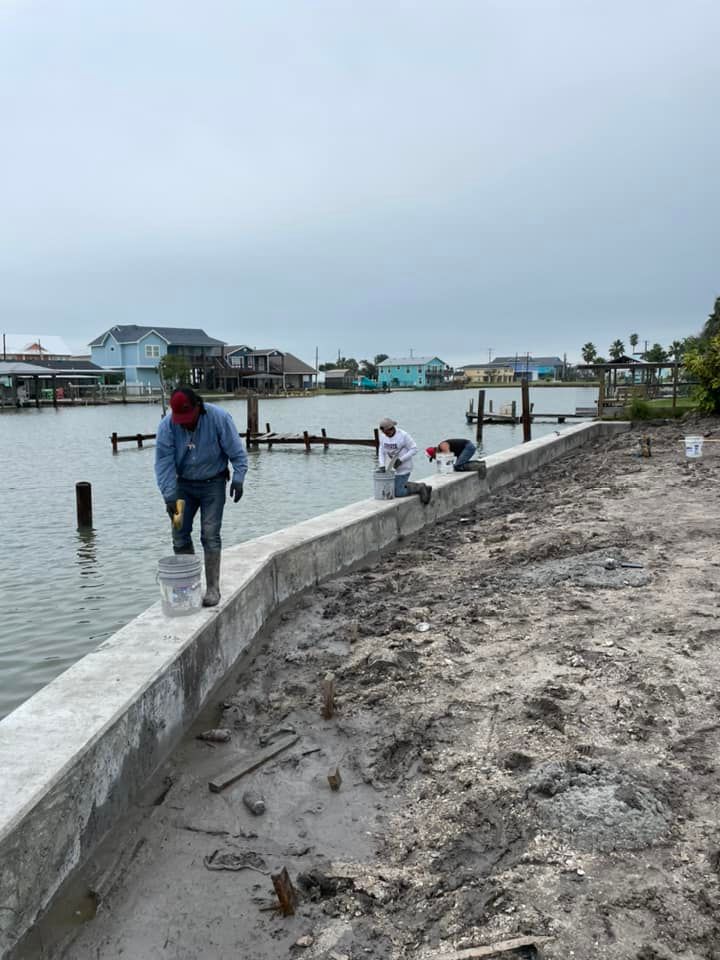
[165,500,177,520]
[230,480,244,503]
[392,457,403,470]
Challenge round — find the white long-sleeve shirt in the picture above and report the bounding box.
[378,427,417,476]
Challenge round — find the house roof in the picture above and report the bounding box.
[89,325,225,347]
[282,353,316,375]
[23,359,105,372]
[324,368,351,376]
[492,356,563,367]
[378,356,444,366]
[0,361,58,376]
[3,335,74,356]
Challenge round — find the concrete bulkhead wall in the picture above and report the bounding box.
[0,421,629,957]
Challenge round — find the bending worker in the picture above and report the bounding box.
[378,417,432,504]
[426,438,480,471]
[155,387,248,607]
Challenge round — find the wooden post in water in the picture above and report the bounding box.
[111,432,118,454]
[52,375,58,409]
[521,379,532,442]
[246,394,259,447]
[136,433,143,448]
[303,430,311,453]
[76,482,93,529]
[476,390,485,442]
[321,428,329,449]
[510,400,517,421]
[373,427,380,453]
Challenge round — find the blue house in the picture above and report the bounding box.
[377,356,448,388]
[89,325,225,387]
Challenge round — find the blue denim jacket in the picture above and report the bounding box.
[155,402,248,500]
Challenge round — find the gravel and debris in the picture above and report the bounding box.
[50,418,720,960]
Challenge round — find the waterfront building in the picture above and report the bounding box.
[224,346,316,392]
[89,325,225,388]
[377,356,448,388]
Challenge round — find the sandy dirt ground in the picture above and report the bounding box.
[29,420,720,960]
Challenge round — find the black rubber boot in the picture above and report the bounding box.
[405,481,432,505]
[463,460,487,477]
[174,543,195,555]
[202,552,221,607]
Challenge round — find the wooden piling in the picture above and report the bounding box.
[476,390,485,442]
[303,430,311,453]
[136,433,143,448]
[246,395,259,446]
[521,379,531,442]
[52,375,58,409]
[321,427,329,449]
[510,400,517,420]
[76,481,93,528]
[373,427,380,453]
[111,432,118,454]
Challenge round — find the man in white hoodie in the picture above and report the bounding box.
[377,417,432,504]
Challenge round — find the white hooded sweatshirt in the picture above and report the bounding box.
[378,427,418,476]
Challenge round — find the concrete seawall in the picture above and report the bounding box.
[0,420,629,957]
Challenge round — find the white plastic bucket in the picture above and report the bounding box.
[158,555,203,616]
[684,436,704,459]
[373,469,395,500]
[436,453,456,474]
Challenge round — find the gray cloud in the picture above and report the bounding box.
[0,0,717,364]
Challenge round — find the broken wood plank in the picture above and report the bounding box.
[424,935,553,959]
[271,866,297,916]
[208,735,299,793]
[327,767,342,791]
[321,673,336,719]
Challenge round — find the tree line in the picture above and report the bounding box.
[580,296,720,412]
[318,354,389,380]
[580,335,686,365]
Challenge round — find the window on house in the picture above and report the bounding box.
[406,368,411,374]
[144,344,160,358]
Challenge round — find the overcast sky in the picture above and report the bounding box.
[0,0,718,365]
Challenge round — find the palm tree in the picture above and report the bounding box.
[581,342,597,363]
[609,339,626,361]
[669,340,684,361]
[629,333,639,355]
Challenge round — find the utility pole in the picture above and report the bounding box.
[2,332,6,361]
[487,348,493,363]
[315,345,319,389]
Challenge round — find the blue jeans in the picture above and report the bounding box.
[454,442,477,471]
[394,473,410,497]
[172,475,226,554]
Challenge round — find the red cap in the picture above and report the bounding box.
[170,391,198,426]
[426,446,436,459]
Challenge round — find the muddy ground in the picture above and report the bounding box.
[32,420,720,959]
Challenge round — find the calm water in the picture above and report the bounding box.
[0,386,595,719]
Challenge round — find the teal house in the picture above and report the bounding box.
[377,356,448,388]
[89,325,225,387]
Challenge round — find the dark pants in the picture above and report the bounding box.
[454,441,477,470]
[172,476,226,554]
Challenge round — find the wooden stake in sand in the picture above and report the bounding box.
[271,867,297,916]
[321,673,336,719]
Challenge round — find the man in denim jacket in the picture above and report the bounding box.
[155,387,248,606]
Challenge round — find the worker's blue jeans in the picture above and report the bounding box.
[172,475,226,554]
[394,473,410,497]
[454,442,477,471]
